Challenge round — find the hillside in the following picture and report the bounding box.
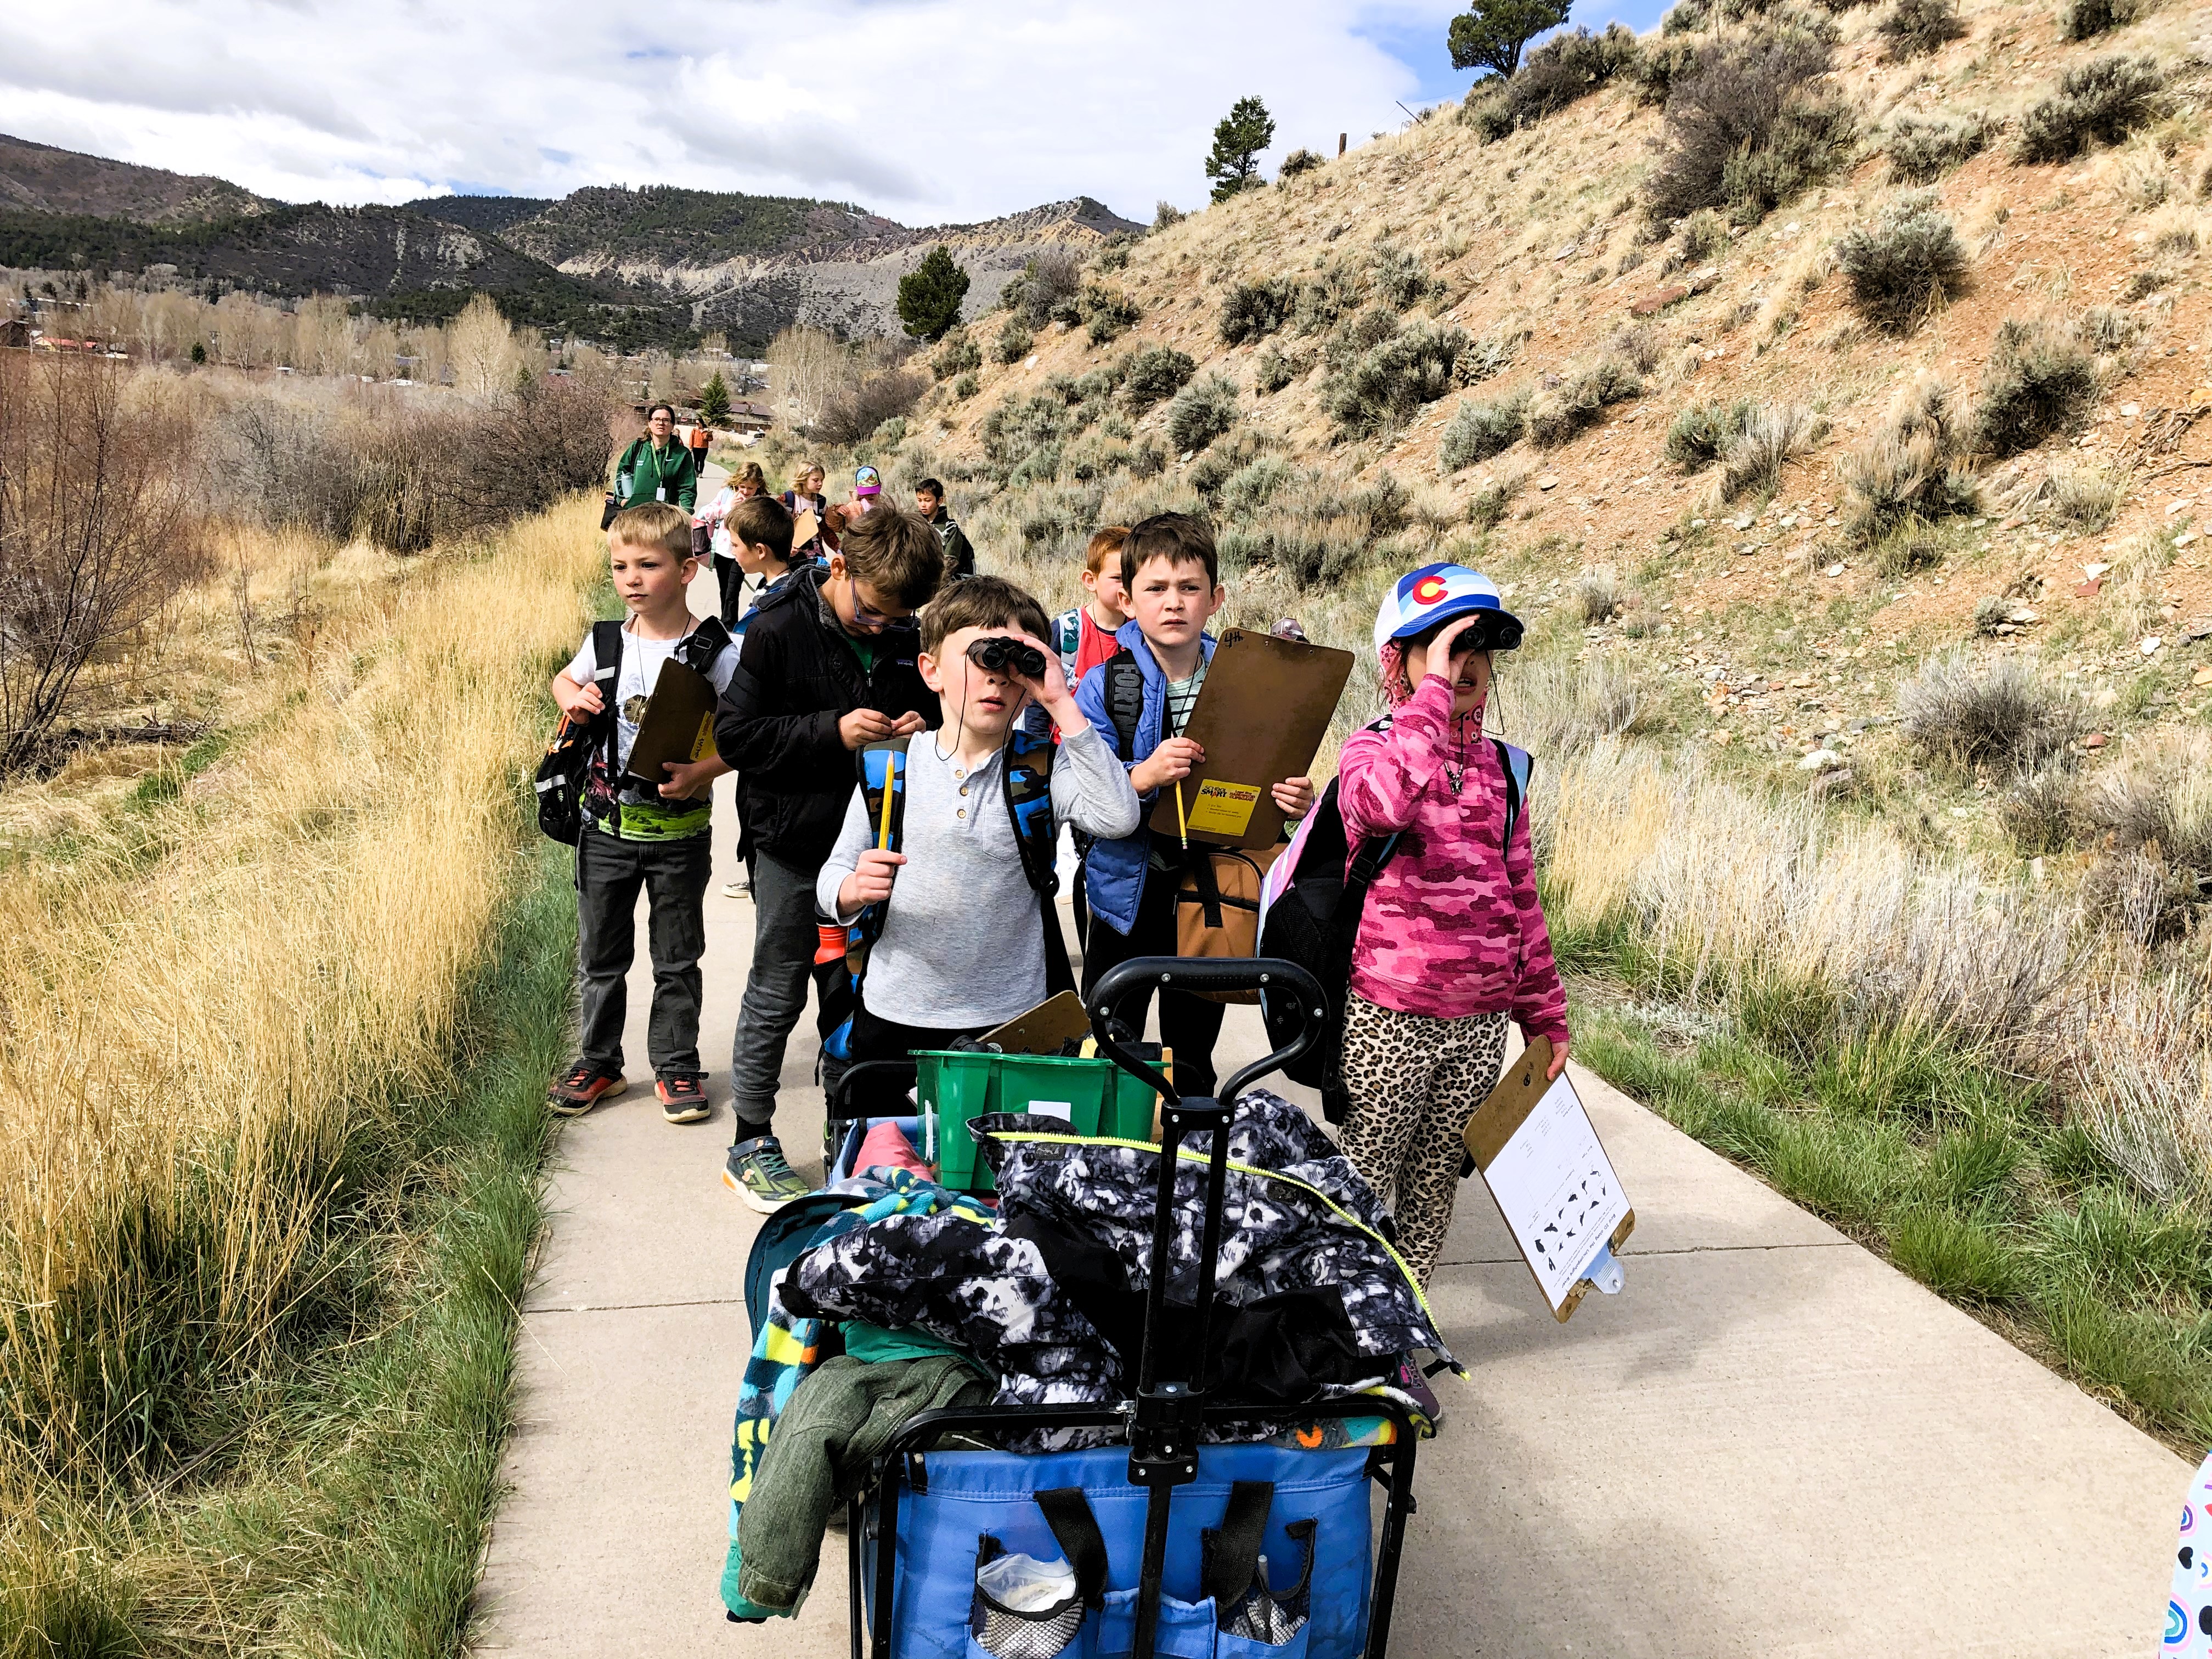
[0,131,275,223]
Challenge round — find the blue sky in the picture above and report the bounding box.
[1,1,1674,225]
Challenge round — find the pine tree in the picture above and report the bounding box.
[896,245,970,342]
[699,370,732,426]
[1447,0,1571,80]
[1205,97,1276,203]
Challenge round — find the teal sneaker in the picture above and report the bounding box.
[723,1133,809,1213]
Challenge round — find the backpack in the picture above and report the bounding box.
[1256,718,1531,1122]
[1100,647,1147,761]
[814,725,1073,1071]
[531,617,733,844]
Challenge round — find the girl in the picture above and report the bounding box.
[701,460,766,562]
[781,461,833,559]
[1333,563,1572,1289]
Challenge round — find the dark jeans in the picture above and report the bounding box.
[1080,867,1223,1101]
[729,848,821,1131]
[843,999,993,1118]
[576,828,713,1075]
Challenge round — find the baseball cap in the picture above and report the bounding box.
[1372,563,1523,654]
[854,464,882,498]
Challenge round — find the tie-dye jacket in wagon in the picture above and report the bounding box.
[1334,670,1569,1041]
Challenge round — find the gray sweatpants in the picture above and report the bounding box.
[728,848,821,1130]
[575,829,713,1076]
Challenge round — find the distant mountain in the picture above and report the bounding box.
[2,137,1144,349]
[0,132,275,224]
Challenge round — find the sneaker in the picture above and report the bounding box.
[723,1134,810,1213]
[549,1062,626,1117]
[720,877,751,900]
[657,1071,710,1124]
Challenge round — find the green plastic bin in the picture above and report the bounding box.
[920,1050,1158,1192]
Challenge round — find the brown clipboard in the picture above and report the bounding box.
[624,657,720,788]
[792,508,821,549]
[979,991,1092,1056]
[1146,629,1354,849]
[1464,1036,1635,1323]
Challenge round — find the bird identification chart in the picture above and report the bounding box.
[1465,1037,1634,1321]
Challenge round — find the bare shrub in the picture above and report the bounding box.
[1719,402,1827,500]
[2016,54,2165,163]
[1167,374,1240,454]
[1833,191,1968,331]
[2078,305,2145,353]
[1607,323,1667,375]
[1646,26,1853,227]
[1220,278,1297,346]
[1441,392,1532,470]
[1325,322,1472,439]
[1122,345,1197,412]
[1527,357,1643,449]
[1000,250,1084,329]
[811,368,927,446]
[1974,317,2100,457]
[1879,0,1966,59]
[0,353,209,771]
[1898,650,2083,774]
[1572,565,1626,621]
[1886,111,1991,180]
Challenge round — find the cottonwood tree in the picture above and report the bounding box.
[1448,0,1571,79]
[1206,97,1276,202]
[448,292,517,396]
[896,245,970,342]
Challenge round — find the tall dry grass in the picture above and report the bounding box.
[0,499,600,1572]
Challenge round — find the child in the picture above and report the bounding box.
[782,461,832,560]
[712,504,946,1210]
[816,575,1138,1100]
[546,504,737,1125]
[1051,526,1131,689]
[1333,563,1572,1288]
[913,477,975,579]
[701,462,768,627]
[1074,512,1315,1101]
[716,494,800,902]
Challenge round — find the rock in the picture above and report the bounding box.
[2166,499,2190,515]
[2075,579,2103,597]
[1823,563,1846,578]
[2083,732,2109,749]
[1686,267,1722,294]
[1808,767,1855,801]
[2141,635,2164,656]
[2083,562,2111,579]
[1537,476,1560,490]
[1630,285,1690,316]
[2008,608,2039,623]
[2187,617,2212,641]
[2121,402,2141,417]
[1554,243,1579,261]
[1797,748,1844,771]
[2179,531,2199,548]
[2193,667,2212,687]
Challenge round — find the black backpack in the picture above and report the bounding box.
[532,617,732,844]
[1256,716,1531,1122]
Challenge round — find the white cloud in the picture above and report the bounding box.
[0,0,1468,224]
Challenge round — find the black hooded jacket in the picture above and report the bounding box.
[712,565,938,868]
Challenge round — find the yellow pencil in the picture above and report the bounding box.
[1174,777,1189,851]
[877,753,898,850]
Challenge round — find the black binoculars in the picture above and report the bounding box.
[966,635,1047,679]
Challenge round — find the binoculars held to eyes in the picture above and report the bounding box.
[965,636,1048,679]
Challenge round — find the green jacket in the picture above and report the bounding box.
[612,436,697,510]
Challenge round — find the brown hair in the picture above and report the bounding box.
[732,461,768,493]
[729,494,794,565]
[838,504,946,609]
[920,574,1051,658]
[1119,511,1218,590]
[608,501,692,560]
[1084,526,1129,577]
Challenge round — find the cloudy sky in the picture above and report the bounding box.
[2,0,1658,227]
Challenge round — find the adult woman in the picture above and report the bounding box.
[780,461,833,559]
[611,403,698,511]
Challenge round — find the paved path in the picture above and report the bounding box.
[475,554,2190,1656]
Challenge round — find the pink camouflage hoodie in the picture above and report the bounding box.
[1334,648,1570,1042]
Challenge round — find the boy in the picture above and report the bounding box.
[715,493,801,902]
[712,503,946,1210]
[816,575,1138,1094]
[913,477,976,579]
[1074,513,1315,1101]
[548,503,736,1124]
[1051,526,1132,689]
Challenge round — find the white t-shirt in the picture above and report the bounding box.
[563,618,738,806]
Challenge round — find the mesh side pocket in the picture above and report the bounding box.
[972,1588,1084,1659]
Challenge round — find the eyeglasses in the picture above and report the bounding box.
[848,588,914,630]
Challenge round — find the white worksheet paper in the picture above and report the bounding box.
[1480,1071,1629,1311]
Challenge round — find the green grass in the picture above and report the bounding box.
[2,838,575,1654]
[1571,988,2212,1451]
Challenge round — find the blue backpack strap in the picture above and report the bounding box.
[1003,726,1075,997]
[1492,738,1532,851]
[844,738,911,964]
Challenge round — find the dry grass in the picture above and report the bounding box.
[0,499,601,1630]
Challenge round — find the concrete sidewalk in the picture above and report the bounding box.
[475,556,2187,1654]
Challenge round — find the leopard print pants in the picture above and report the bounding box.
[1335,991,1510,1290]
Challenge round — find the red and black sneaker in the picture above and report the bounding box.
[548,1062,627,1117]
[657,1071,710,1125]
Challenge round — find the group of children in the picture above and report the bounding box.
[548,466,1572,1290]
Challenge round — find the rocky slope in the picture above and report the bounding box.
[0,132,274,223]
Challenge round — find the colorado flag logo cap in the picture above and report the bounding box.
[1372,562,1523,652]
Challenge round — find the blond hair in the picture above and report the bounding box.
[608,501,693,560]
